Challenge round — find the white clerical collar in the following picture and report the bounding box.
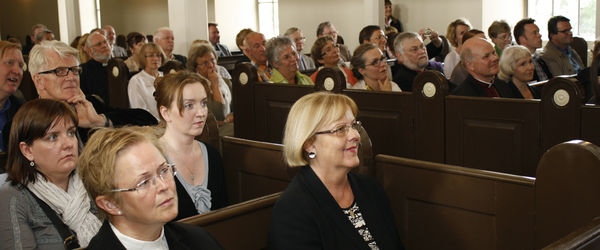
[109,222,169,250]
[472,75,494,87]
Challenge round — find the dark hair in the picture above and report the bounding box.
[513,18,536,45]
[126,32,146,51]
[316,21,332,37]
[208,22,217,28]
[310,36,335,67]
[385,0,392,5]
[6,99,79,186]
[351,43,378,80]
[462,29,485,45]
[548,15,570,40]
[359,25,382,44]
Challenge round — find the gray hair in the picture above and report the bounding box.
[187,43,218,71]
[266,36,295,66]
[29,40,79,75]
[153,27,173,42]
[34,29,54,43]
[498,45,532,81]
[284,27,300,37]
[393,32,420,56]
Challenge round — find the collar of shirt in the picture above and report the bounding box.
[472,75,494,87]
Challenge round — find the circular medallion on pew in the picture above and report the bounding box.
[553,89,569,107]
[170,69,176,74]
[423,82,436,98]
[112,66,119,77]
[324,77,335,91]
[239,72,249,85]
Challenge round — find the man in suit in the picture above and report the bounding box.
[209,23,232,57]
[541,16,583,76]
[103,25,128,58]
[243,32,271,82]
[284,27,316,71]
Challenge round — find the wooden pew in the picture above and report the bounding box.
[543,218,600,250]
[218,54,246,75]
[376,139,600,249]
[106,57,130,108]
[179,192,280,250]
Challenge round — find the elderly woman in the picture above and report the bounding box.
[269,91,404,249]
[128,43,166,121]
[0,99,102,248]
[498,45,540,99]
[155,71,227,220]
[488,20,513,57]
[187,43,233,126]
[124,32,147,72]
[266,37,314,85]
[0,41,25,152]
[444,18,472,78]
[350,43,401,91]
[78,126,223,249]
[309,36,357,86]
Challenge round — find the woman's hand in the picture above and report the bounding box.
[208,70,225,104]
[378,75,393,91]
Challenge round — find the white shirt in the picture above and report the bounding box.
[443,50,460,79]
[110,222,169,250]
[128,70,163,121]
[348,79,402,92]
[210,76,233,117]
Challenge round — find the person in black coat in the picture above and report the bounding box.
[269,92,404,249]
[78,126,223,250]
[0,41,26,153]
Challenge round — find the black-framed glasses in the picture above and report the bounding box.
[315,121,362,137]
[110,163,176,193]
[557,29,572,34]
[38,66,82,76]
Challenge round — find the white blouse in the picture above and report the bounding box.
[128,70,163,121]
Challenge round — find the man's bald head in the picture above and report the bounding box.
[461,38,499,82]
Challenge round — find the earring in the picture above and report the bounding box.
[29,161,35,167]
[117,211,122,215]
[308,152,316,159]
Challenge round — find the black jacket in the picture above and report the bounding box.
[452,74,519,98]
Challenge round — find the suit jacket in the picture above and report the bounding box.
[213,43,232,57]
[172,54,188,67]
[1,95,24,151]
[269,166,403,250]
[541,42,583,76]
[86,220,223,250]
[452,74,519,98]
[392,61,443,92]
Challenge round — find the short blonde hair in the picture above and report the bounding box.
[137,43,166,69]
[78,126,163,220]
[498,45,532,81]
[283,92,358,166]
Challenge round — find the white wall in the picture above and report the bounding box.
[0,0,60,44]
[100,0,169,37]
[215,0,257,52]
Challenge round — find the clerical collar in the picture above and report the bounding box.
[472,75,494,87]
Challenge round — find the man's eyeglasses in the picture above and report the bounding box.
[315,121,362,137]
[38,66,82,76]
[557,29,572,34]
[110,163,176,193]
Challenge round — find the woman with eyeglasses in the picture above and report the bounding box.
[488,20,513,58]
[266,37,314,85]
[309,36,358,87]
[154,71,227,221]
[128,43,166,121]
[78,126,223,249]
[359,25,392,59]
[0,99,102,249]
[269,91,403,249]
[350,43,401,91]
[187,43,233,131]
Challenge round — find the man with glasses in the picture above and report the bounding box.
[80,32,113,103]
[316,21,352,62]
[27,40,157,143]
[392,32,443,92]
[541,15,583,76]
[284,27,315,71]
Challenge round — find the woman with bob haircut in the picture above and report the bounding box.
[309,36,358,86]
[128,43,167,121]
[350,43,401,91]
[78,126,223,249]
[154,71,227,221]
[124,32,148,72]
[498,45,540,99]
[444,18,472,78]
[266,36,314,85]
[0,99,101,249]
[269,91,404,249]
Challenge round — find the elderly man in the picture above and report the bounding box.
[284,27,315,71]
[316,22,352,62]
[513,18,552,81]
[392,32,443,91]
[27,40,156,142]
[209,23,232,57]
[79,32,112,103]
[22,24,48,55]
[243,32,271,82]
[34,29,54,44]
[451,38,516,97]
[103,25,128,58]
[541,16,583,76]
[154,27,187,66]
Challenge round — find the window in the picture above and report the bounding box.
[528,0,596,40]
[258,0,279,39]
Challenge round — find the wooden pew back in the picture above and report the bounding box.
[543,218,600,250]
[106,58,130,108]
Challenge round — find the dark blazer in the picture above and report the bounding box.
[452,74,519,98]
[1,95,24,151]
[173,143,228,221]
[173,54,188,67]
[502,79,541,99]
[86,220,223,250]
[269,166,404,250]
[392,61,444,92]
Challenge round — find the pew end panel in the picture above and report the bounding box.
[580,105,600,146]
[540,77,586,152]
[222,136,288,204]
[535,140,600,249]
[179,192,280,250]
[106,58,130,108]
[375,154,535,250]
[445,96,541,176]
[314,66,347,92]
[543,217,600,250]
[232,63,259,140]
[412,70,450,163]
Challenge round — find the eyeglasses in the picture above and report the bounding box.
[557,29,572,34]
[145,53,162,58]
[198,59,217,67]
[38,66,82,76]
[315,121,362,137]
[294,37,306,43]
[367,56,387,67]
[110,163,176,193]
[373,35,387,41]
